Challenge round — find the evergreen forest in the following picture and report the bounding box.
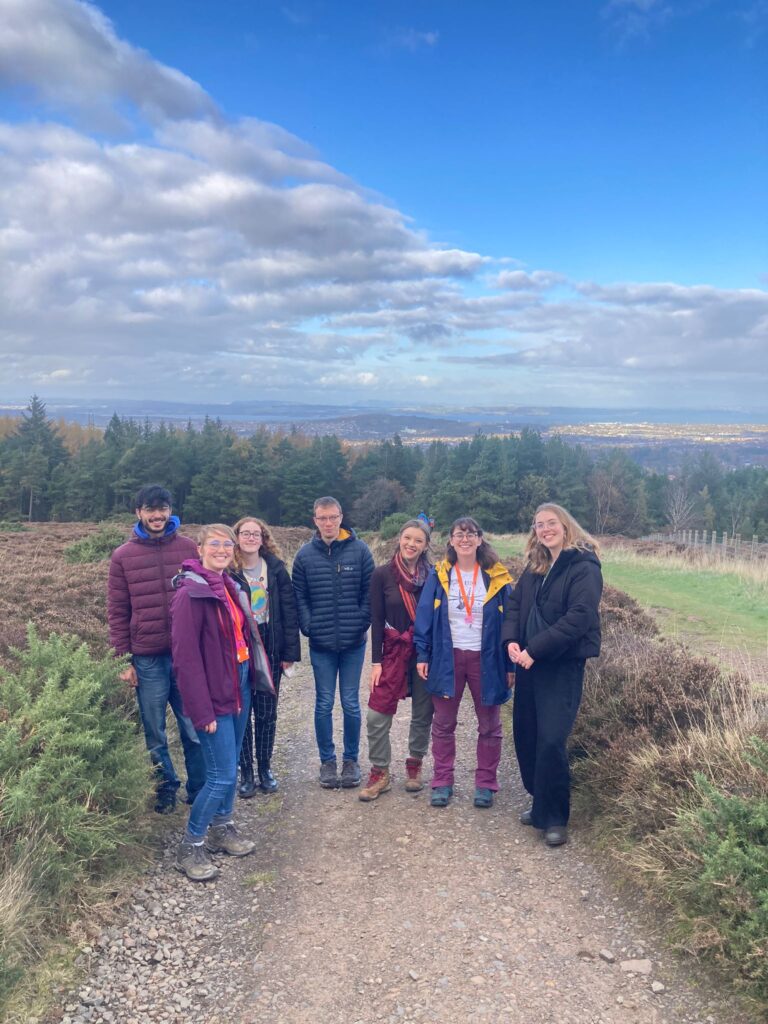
[2,396,768,539]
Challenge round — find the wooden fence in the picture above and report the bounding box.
[645,530,768,562]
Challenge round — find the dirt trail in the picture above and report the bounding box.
[53,658,756,1024]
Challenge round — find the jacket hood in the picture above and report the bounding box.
[554,546,601,570]
[134,514,182,541]
[172,558,235,602]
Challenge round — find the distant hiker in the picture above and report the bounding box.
[170,524,275,881]
[360,519,433,802]
[108,484,205,814]
[414,516,515,810]
[292,496,375,790]
[231,516,300,797]
[502,503,602,847]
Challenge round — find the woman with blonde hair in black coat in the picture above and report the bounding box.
[502,503,602,847]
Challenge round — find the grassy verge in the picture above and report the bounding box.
[601,544,768,659]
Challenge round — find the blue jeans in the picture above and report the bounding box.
[310,642,366,763]
[133,653,205,801]
[187,661,252,838]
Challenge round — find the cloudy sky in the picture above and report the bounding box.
[0,0,766,411]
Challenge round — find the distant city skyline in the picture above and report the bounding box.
[0,0,766,409]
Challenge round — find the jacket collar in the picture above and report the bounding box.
[434,558,513,603]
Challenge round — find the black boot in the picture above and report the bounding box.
[238,767,257,799]
[258,765,279,793]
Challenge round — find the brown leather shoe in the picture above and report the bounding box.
[359,767,391,802]
[404,757,424,793]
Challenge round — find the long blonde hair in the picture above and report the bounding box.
[524,503,600,575]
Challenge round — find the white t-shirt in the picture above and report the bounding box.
[447,566,486,652]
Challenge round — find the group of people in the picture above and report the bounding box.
[108,485,603,883]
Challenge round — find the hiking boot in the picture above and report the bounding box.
[430,785,453,808]
[340,759,361,788]
[404,757,424,793]
[319,758,340,789]
[544,826,568,847]
[359,767,391,802]
[519,808,534,826]
[175,840,219,882]
[205,822,255,857]
[474,787,494,809]
[154,792,177,815]
[238,768,258,799]
[258,765,279,793]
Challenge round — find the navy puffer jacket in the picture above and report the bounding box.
[292,528,375,652]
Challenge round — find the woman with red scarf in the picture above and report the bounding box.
[359,519,433,801]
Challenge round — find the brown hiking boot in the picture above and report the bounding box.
[404,757,424,793]
[175,840,219,882]
[359,766,391,802]
[205,822,255,857]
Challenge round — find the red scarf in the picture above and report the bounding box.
[391,552,429,623]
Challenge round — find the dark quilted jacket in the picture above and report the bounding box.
[108,519,198,657]
[292,528,374,652]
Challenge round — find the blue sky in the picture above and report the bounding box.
[0,0,766,410]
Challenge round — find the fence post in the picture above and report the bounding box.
[722,531,728,559]
[752,535,758,561]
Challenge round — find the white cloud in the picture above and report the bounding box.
[0,0,765,409]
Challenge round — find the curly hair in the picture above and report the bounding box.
[524,503,600,575]
[232,516,282,568]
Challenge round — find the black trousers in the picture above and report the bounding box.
[240,626,283,776]
[512,658,585,829]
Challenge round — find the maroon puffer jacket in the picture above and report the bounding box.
[108,524,198,656]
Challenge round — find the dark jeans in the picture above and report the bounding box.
[240,623,282,775]
[310,642,366,762]
[512,658,585,829]
[187,661,252,838]
[133,653,205,801]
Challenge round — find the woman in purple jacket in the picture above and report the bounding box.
[170,524,274,882]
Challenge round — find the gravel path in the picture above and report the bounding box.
[50,658,757,1024]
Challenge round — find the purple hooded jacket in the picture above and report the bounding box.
[170,559,275,730]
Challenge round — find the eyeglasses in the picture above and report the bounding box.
[238,531,262,539]
[141,504,170,513]
[314,514,341,523]
[452,531,478,541]
[205,540,235,550]
[534,520,560,532]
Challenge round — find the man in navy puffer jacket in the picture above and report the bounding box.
[292,496,374,789]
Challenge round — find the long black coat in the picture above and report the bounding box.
[231,551,301,665]
[501,547,602,662]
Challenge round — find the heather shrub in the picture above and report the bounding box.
[572,614,768,1004]
[0,521,26,533]
[63,523,126,564]
[0,626,153,1011]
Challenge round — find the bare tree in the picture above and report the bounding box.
[665,482,697,532]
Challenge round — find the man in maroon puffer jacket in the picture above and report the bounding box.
[108,484,205,813]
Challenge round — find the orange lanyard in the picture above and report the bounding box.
[455,563,479,625]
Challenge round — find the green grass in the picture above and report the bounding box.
[602,552,768,658]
